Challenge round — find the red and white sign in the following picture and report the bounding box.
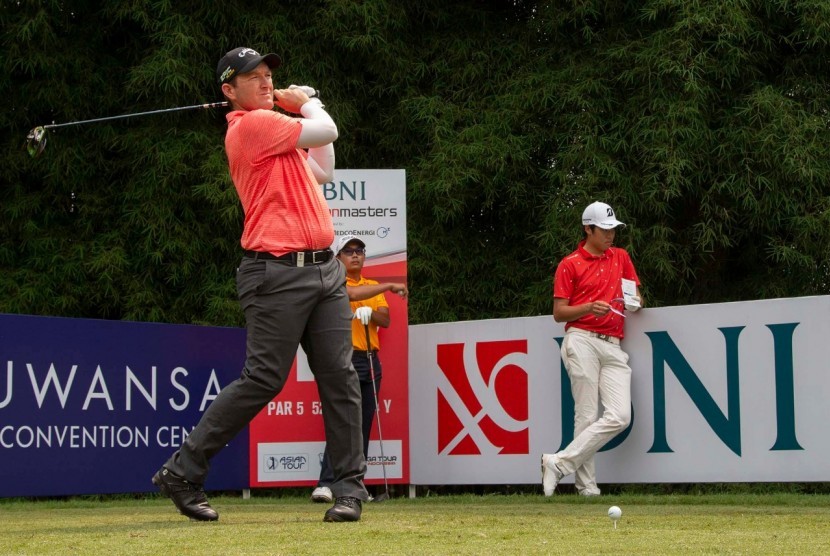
[249,170,408,488]
[436,340,529,456]
[410,318,554,484]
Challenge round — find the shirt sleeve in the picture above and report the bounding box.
[349,279,391,312]
[374,291,389,310]
[553,260,575,300]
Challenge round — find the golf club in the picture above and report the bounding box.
[364,323,390,502]
[25,101,229,158]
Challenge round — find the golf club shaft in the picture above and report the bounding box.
[41,101,229,130]
[364,323,389,496]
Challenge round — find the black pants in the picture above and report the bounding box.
[318,351,382,487]
[164,256,368,500]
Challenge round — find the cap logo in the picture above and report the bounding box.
[238,48,259,58]
[606,208,614,217]
[219,66,235,82]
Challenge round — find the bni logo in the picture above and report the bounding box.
[436,340,528,455]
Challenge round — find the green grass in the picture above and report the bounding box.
[1,493,829,555]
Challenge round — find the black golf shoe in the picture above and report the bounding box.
[323,496,362,522]
[152,467,218,521]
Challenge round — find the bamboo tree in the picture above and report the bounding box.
[2,1,830,326]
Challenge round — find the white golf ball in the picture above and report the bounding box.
[608,506,622,520]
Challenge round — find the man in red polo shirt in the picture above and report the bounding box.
[152,47,367,523]
[541,201,642,496]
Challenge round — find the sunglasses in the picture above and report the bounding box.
[341,248,365,256]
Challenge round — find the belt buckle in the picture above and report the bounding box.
[311,250,327,265]
[596,333,610,342]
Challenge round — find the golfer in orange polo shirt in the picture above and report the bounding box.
[153,46,366,523]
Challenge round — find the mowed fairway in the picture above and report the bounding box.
[1,493,828,555]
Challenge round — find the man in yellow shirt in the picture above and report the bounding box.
[312,235,393,503]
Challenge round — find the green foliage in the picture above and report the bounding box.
[2,0,830,326]
[527,0,830,308]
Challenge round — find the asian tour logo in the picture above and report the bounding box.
[264,454,308,472]
[436,340,528,455]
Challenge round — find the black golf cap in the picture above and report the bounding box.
[216,47,281,84]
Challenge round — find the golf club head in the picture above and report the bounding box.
[371,491,390,503]
[25,127,47,158]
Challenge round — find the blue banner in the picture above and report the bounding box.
[0,314,248,497]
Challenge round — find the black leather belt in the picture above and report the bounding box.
[244,249,332,267]
[353,350,379,355]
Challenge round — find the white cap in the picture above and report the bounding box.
[582,201,625,229]
[334,235,366,254]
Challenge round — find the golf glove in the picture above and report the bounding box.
[353,306,372,325]
[288,84,321,104]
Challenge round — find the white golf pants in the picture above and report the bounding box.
[556,328,632,494]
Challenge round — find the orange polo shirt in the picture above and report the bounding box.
[553,241,640,339]
[348,275,389,351]
[224,109,334,255]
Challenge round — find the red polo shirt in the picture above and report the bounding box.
[224,109,334,256]
[553,241,640,338]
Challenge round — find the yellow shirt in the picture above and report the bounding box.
[348,275,389,351]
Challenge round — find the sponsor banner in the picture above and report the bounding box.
[365,440,404,480]
[326,169,406,261]
[257,440,403,483]
[0,314,248,497]
[257,442,317,481]
[409,296,830,484]
[250,169,409,487]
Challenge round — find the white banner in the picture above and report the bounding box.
[256,441,402,483]
[325,169,407,261]
[409,296,830,484]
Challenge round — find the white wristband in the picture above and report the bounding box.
[300,97,325,115]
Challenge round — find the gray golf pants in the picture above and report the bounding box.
[164,255,367,500]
